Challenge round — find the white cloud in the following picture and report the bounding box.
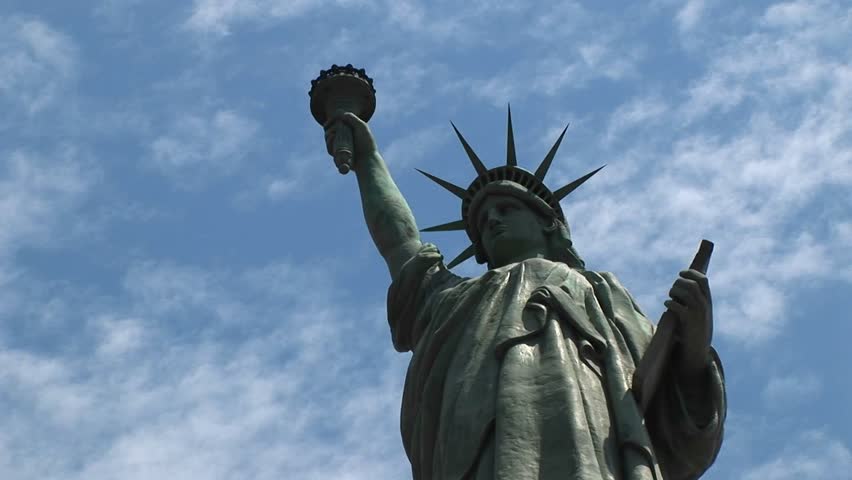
[370,53,440,117]
[385,0,428,31]
[763,0,823,27]
[743,431,852,480]
[185,0,525,46]
[679,0,852,122]
[0,257,410,479]
[676,0,706,32]
[92,315,148,357]
[185,0,376,36]
[0,148,94,258]
[762,372,822,408]
[265,178,298,199]
[0,17,77,117]
[149,109,259,187]
[381,124,446,169]
[0,350,96,428]
[527,1,587,38]
[237,149,337,204]
[466,74,525,107]
[382,0,473,42]
[92,0,145,29]
[185,0,314,36]
[605,95,670,143]
[464,41,642,107]
[833,222,852,281]
[578,42,639,81]
[715,283,785,342]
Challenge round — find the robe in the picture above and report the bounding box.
[387,244,725,480]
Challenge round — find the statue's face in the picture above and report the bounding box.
[476,194,550,268]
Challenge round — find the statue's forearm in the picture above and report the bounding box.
[355,152,422,279]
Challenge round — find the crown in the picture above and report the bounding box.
[417,106,604,268]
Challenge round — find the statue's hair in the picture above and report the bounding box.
[542,217,586,270]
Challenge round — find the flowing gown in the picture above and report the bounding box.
[387,244,725,480]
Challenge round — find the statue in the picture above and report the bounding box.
[311,65,726,480]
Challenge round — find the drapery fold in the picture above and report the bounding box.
[388,243,725,480]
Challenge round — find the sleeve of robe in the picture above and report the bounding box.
[386,243,469,480]
[593,272,726,479]
[645,347,726,480]
[606,268,726,480]
[387,242,466,353]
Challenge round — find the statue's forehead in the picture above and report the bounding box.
[474,192,539,223]
[476,193,528,212]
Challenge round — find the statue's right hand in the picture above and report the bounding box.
[323,111,378,167]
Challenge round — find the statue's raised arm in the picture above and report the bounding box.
[324,112,422,281]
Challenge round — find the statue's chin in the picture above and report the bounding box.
[485,235,550,268]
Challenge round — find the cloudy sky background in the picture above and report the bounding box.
[1,0,850,478]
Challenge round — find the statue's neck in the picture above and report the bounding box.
[490,249,548,269]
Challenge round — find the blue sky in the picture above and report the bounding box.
[0,0,850,478]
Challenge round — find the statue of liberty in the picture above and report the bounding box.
[322,104,726,480]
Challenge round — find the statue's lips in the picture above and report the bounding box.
[490,226,507,236]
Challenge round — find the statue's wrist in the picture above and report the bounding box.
[354,150,383,174]
[675,322,712,372]
[675,346,711,380]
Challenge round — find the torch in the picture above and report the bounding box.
[309,64,376,174]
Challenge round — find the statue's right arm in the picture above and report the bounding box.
[327,113,422,281]
[355,150,422,281]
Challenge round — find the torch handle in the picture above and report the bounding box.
[332,120,354,175]
[632,239,714,414]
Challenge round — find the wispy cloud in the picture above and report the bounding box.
[679,0,852,122]
[184,0,326,36]
[675,0,706,33]
[742,430,852,480]
[0,17,77,119]
[763,0,824,27]
[367,53,452,119]
[184,0,380,37]
[463,40,643,107]
[605,95,669,144]
[149,109,260,187]
[92,315,148,357]
[381,124,446,169]
[0,148,95,258]
[762,372,822,408]
[236,149,337,205]
[0,257,410,479]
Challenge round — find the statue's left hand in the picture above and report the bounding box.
[664,269,713,378]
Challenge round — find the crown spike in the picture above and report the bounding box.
[446,243,477,269]
[553,165,606,201]
[416,169,468,199]
[451,122,488,175]
[421,219,466,232]
[534,124,570,181]
[506,105,517,167]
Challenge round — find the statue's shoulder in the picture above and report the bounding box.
[578,269,625,287]
[392,242,471,295]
